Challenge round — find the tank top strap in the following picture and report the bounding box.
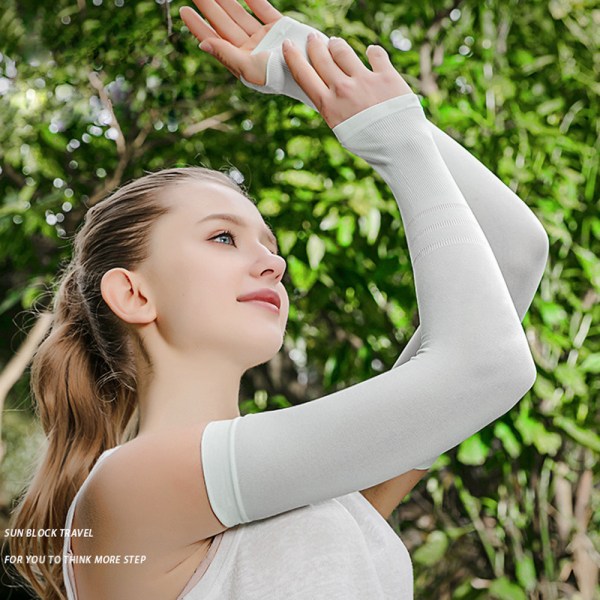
[65,445,123,527]
[62,445,123,600]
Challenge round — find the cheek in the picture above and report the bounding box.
[155,248,237,315]
[280,293,291,325]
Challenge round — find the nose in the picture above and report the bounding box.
[253,247,286,281]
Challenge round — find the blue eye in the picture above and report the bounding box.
[211,230,237,246]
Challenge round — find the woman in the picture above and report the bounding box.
[8,1,549,598]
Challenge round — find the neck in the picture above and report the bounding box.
[135,349,243,437]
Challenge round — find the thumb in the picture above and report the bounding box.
[200,38,248,79]
[366,44,393,73]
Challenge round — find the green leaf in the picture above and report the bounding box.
[514,412,562,456]
[306,234,326,269]
[554,416,600,452]
[537,97,565,116]
[276,169,324,190]
[457,433,489,465]
[538,301,568,327]
[515,551,537,590]
[286,255,319,293]
[494,422,522,459]
[533,375,559,404]
[22,281,44,310]
[412,531,449,566]
[82,19,101,34]
[489,576,528,600]
[336,215,355,247]
[286,136,315,160]
[531,426,562,456]
[555,363,587,396]
[359,206,381,245]
[572,244,600,292]
[278,231,297,255]
[580,353,600,373]
[40,127,68,152]
[0,287,23,316]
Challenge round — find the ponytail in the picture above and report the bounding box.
[6,166,243,599]
[6,261,139,599]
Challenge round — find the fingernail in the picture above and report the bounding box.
[282,38,293,49]
[200,41,213,54]
[308,32,317,41]
[329,36,342,44]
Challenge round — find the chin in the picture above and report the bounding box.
[244,339,284,370]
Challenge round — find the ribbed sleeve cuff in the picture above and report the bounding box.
[201,417,248,527]
[331,93,424,146]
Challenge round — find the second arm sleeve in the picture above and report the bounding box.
[201,93,537,528]
[396,121,549,469]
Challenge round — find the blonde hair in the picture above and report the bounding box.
[6,166,249,599]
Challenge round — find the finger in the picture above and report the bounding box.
[214,0,262,36]
[326,37,369,78]
[282,39,329,105]
[243,0,283,24]
[365,44,394,74]
[189,0,249,46]
[303,35,344,88]
[180,6,221,44]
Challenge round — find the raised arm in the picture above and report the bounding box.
[394,122,548,468]
[181,26,537,528]
[180,6,549,472]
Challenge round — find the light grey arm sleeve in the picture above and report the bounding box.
[201,92,538,528]
[395,122,549,374]
[241,16,549,471]
[397,122,549,468]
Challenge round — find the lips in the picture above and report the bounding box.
[237,288,281,310]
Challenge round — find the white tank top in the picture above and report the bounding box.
[63,447,413,599]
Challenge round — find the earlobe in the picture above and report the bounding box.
[100,268,156,325]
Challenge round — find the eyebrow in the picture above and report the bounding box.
[197,213,279,254]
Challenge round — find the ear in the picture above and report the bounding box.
[100,268,156,325]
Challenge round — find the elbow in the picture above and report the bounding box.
[532,224,550,275]
[515,217,550,289]
[503,224,550,322]
[521,202,550,266]
[507,336,538,399]
[470,331,537,410]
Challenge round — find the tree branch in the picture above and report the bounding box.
[181,110,237,137]
[88,70,127,157]
[0,311,54,465]
[163,0,173,38]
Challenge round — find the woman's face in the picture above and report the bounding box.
[140,179,289,371]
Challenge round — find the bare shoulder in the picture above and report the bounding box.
[82,422,229,553]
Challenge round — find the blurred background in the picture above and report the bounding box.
[0,0,598,598]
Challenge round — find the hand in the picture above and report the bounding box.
[179,0,285,85]
[281,35,413,129]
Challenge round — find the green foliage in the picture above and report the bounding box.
[0,0,598,597]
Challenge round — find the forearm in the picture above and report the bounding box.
[203,95,537,527]
[242,18,545,473]
[240,16,549,342]
[397,123,549,469]
[395,122,548,370]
